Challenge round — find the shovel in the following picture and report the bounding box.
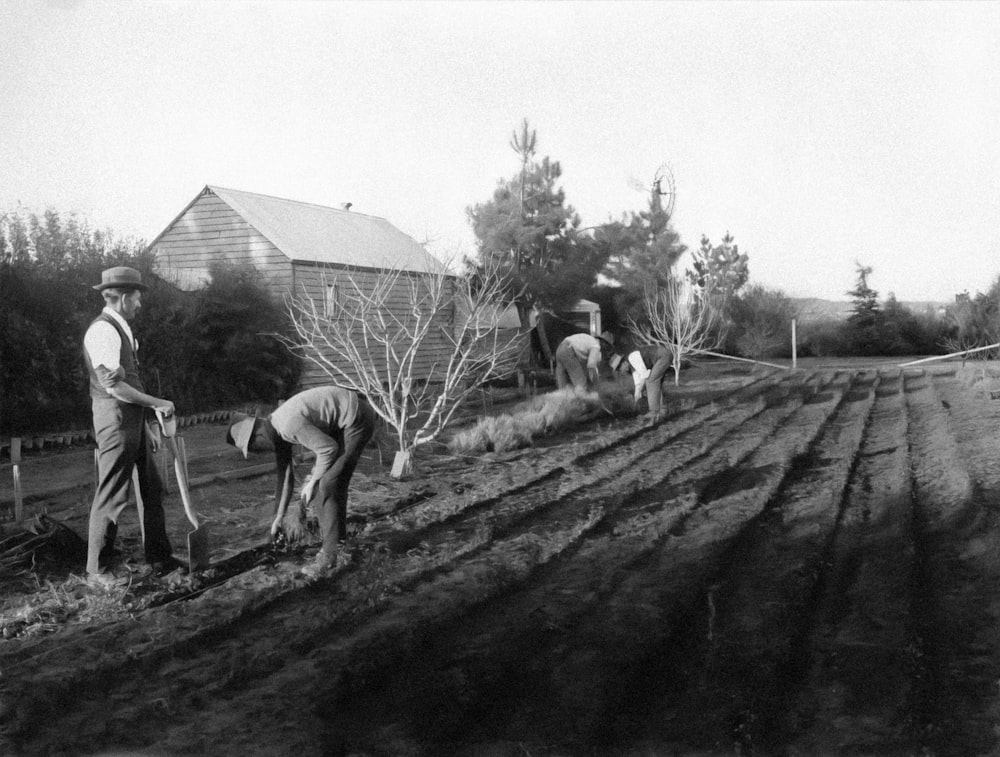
[155,410,210,572]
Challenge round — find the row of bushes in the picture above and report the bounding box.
[1,257,300,435]
[796,310,950,358]
[589,282,954,363]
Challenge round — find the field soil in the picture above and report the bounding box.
[4,360,1000,756]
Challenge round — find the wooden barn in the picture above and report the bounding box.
[148,185,455,390]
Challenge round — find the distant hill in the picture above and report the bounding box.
[790,298,948,323]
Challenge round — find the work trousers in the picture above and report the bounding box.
[87,399,172,574]
[645,354,674,415]
[313,401,376,558]
[554,341,593,393]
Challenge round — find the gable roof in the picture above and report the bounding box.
[152,185,450,275]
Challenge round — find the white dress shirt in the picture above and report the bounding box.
[83,307,137,370]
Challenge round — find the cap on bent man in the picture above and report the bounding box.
[226,414,259,459]
[599,330,615,347]
[93,266,148,292]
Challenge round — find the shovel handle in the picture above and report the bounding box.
[167,436,200,529]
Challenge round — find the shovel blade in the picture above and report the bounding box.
[187,522,211,572]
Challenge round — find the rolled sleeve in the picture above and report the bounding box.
[94,365,126,391]
[84,321,122,371]
[586,346,602,372]
[278,422,340,481]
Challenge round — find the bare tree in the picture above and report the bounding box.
[277,261,525,476]
[628,274,726,385]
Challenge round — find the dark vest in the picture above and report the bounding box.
[637,344,670,369]
[84,313,144,399]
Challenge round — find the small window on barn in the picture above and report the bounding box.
[324,282,338,318]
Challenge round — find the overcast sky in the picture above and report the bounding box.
[3,0,998,302]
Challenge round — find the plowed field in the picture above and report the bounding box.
[4,362,1000,756]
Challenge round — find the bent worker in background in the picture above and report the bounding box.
[226,385,376,580]
[554,331,615,394]
[615,343,675,422]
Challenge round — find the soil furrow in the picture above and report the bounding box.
[10,375,806,754]
[314,392,820,752]
[375,370,800,544]
[1,375,791,753]
[905,371,999,756]
[11,364,1000,757]
[786,370,918,752]
[589,371,875,753]
[0,379,778,664]
[284,372,850,753]
[928,370,1000,742]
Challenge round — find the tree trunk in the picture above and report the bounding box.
[391,450,412,478]
[532,309,555,367]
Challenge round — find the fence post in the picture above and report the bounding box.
[12,437,23,524]
[791,318,797,370]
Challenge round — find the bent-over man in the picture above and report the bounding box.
[227,385,376,580]
[554,331,615,394]
[618,343,675,421]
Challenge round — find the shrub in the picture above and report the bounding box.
[724,284,797,359]
[0,245,301,434]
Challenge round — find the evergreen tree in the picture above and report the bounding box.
[601,184,687,326]
[847,262,880,328]
[0,213,9,264]
[690,232,749,298]
[466,121,608,358]
[5,212,31,265]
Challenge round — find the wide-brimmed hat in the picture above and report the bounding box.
[93,266,148,292]
[226,413,259,459]
[599,330,615,347]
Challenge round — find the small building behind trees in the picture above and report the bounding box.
[148,185,454,390]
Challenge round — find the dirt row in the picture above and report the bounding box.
[4,366,1000,756]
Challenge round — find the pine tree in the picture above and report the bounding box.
[847,262,879,328]
[466,121,608,336]
[598,173,687,327]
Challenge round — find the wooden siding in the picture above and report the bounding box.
[151,192,293,290]
[291,262,456,391]
[151,187,459,396]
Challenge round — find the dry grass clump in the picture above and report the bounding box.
[448,413,534,454]
[0,515,154,639]
[448,388,633,456]
[0,515,86,576]
[1,575,136,639]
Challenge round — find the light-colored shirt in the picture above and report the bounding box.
[627,350,651,400]
[83,307,137,370]
[561,333,603,372]
[269,387,361,481]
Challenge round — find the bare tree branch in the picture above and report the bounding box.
[276,260,525,474]
[628,274,726,385]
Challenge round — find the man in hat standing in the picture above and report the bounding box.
[83,266,180,587]
[226,385,376,580]
[554,331,615,394]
